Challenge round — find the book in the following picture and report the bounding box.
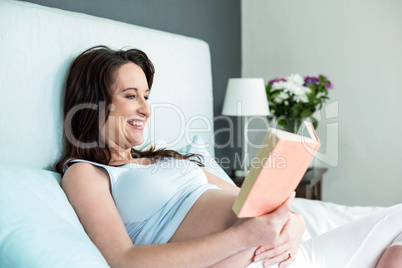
[232,121,320,218]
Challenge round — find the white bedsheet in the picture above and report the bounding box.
[292,198,385,241]
[247,202,401,268]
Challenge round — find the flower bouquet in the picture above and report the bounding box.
[266,74,333,133]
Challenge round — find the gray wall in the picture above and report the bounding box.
[242,0,402,206]
[19,0,242,174]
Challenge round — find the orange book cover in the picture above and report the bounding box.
[233,121,320,218]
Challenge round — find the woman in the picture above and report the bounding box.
[57,46,401,268]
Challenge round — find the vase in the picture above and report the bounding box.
[277,117,305,134]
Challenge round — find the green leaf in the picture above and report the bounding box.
[300,109,312,119]
[310,116,319,129]
[277,118,286,126]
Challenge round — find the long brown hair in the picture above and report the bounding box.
[56,46,203,174]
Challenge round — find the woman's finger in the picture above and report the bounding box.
[254,240,285,260]
[254,241,297,262]
[254,212,297,259]
[277,251,297,268]
[262,250,296,268]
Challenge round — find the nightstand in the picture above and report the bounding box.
[295,168,327,200]
[231,167,328,201]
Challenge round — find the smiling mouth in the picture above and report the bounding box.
[127,120,144,127]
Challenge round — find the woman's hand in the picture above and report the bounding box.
[253,211,306,268]
[232,192,295,251]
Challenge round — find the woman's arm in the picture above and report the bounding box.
[202,169,240,193]
[62,162,293,268]
[202,169,304,268]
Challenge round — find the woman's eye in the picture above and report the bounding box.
[145,96,150,101]
[126,95,136,99]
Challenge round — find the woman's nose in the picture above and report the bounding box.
[138,98,151,118]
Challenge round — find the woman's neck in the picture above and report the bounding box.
[106,141,151,166]
[106,140,134,165]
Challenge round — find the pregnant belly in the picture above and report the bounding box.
[168,189,238,243]
[168,189,257,268]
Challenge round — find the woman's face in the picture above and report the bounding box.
[102,62,151,150]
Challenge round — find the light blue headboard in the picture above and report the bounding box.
[0,0,214,171]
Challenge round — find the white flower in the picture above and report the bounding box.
[273,96,283,104]
[285,82,301,94]
[271,81,286,91]
[273,92,289,104]
[270,74,311,104]
[301,86,312,94]
[287,74,304,86]
[300,95,309,103]
[289,85,311,104]
[291,86,311,96]
[294,94,309,103]
[278,92,289,99]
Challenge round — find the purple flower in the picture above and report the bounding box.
[268,77,287,84]
[325,81,334,89]
[304,76,319,84]
[318,74,334,89]
[268,78,280,84]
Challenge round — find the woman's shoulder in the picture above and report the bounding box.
[64,160,99,175]
[63,158,111,173]
[62,161,110,189]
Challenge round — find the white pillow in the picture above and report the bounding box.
[0,163,108,268]
[176,135,235,186]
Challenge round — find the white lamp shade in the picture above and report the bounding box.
[222,78,270,116]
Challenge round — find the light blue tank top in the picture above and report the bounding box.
[63,158,221,246]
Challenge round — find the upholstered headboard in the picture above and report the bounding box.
[0,0,214,171]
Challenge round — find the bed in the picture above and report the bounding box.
[0,0,386,267]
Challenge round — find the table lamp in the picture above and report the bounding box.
[222,78,270,177]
